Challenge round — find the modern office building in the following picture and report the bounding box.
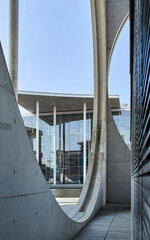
[18,91,130,185]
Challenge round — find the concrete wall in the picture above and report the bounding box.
[105,0,130,204]
[107,106,131,203]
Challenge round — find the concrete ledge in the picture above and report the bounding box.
[51,188,82,198]
[49,185,83,197]
[49,184,83,189]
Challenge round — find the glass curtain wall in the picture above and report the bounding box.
[22,112,92,184]
[22,109,130,184]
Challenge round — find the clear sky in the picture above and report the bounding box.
[0,0,130,110]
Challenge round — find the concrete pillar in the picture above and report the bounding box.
[36,101,39,162]
[83,102,86,183]
[53,106,56,185]
[9,0,19,100]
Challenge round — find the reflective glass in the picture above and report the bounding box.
[22,111,92,184]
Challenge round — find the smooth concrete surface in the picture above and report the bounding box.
[51,188,82,198]
[50,184,82,198]
[9,0,19,98]
[49,184,83,189]
[72,204,131,240]
[107,106,131,203]
[56,198,79,215]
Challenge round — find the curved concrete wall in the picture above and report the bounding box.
[0,43,83,240]
[0,0,107,234]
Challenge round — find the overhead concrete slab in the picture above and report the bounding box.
[18,91,121,114]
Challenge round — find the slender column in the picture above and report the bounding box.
[36,101,39,162]
[83,102,87,183]
[53,106,56,185]
[59,119,61,183]
[63,123,65,184]
[9,0,19,100]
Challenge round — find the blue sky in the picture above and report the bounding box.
[0,0,130,108]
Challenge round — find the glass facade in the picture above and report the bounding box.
[22,112,92,184]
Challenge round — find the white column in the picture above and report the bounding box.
[83,102,86,183]
[36,101,39,162]
[53,106,56,185]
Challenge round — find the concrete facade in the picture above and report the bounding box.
[0,0,131,239]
